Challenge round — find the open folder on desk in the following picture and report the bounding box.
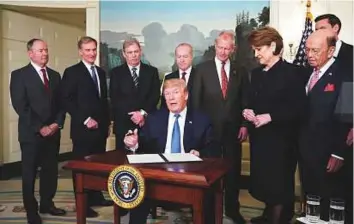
[127,153,202,164]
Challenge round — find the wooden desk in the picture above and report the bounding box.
[64,150,231,224]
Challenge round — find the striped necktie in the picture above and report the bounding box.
[132,67,139,87]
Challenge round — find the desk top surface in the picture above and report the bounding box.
[64,150,231,187]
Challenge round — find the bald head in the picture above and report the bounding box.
[305,29,336,69]
[307,29,336,48]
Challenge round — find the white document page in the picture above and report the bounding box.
[127,154,165,164]
[162,153,202,162]
[296,217,328,224]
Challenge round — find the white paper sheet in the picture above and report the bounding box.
[296,217,328,224]
[162,153,202,162]
[127,154,165,164]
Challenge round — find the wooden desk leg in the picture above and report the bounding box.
[75,173,86,224]
[192,191,204,224]
[114,204,121,224]
[215,185,223,224]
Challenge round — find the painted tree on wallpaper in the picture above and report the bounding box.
[99,1,269,79]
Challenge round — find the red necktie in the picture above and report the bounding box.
[181,72,187,82]
[40,68,49,91]
[221,62,228,98]
[308,69,320,91]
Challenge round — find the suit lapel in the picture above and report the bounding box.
[79,62,101,98]
[123,63,136,89]
[183,109,194,152]
[187,68,194,92]
[210,61,225,100]
[159,109,170,153]
[97,67,106,98]
[310,63,338,95]
[28,64,49,97]
[225,63,238,101]
[47,69,56,98]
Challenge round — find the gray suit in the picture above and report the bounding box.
[10,63,65,221]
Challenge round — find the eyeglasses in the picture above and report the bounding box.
[305,48,322,56]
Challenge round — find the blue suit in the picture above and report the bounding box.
[137,108,218,157]
[128,108,219,224]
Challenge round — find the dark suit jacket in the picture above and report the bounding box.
[60,61,109,143]
[109,62,160,139]
[299,61,349,161]
[336,41,353,67]
[192,60,248,140]
[160,68,195,109]
[10,63,65,143]
[138,108,218,157]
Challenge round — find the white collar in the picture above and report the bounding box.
[179,66,192,75]
[82,60,95,70]
[128,63,141,71]
[30,61,46,72]
[170,106,187,118]
[214,57,230,66]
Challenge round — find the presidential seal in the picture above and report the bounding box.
[107,165,145,209]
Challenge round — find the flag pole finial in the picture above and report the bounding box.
[306,0,313,20]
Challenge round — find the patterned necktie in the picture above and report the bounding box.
[308,69,320,91]
[90,66,100,94]
[171,114,181,153]
[221,61,228,98]
[181,72,187,82]
[40,69,49,92]
[132,67,139,87]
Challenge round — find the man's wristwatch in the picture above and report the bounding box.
[140,109,148,117]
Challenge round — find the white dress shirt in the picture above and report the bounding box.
[333,40,342,58]
[82,60,101,96]
[214,57,230,88]
[179,66,192,84]
[164,107,188,154]
[31,61,49,83]
[128,63,141,77]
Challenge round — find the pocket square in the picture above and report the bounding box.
[324,83,335,92]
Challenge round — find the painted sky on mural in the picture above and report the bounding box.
[100,1,269,70]
[101,1,267,36]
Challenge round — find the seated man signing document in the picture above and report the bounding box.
[123,78,219,224]
[124,78,218,158]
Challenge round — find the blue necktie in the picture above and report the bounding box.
[90,66,99,94]
[171,114,181,153]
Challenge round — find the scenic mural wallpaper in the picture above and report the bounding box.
[99,1,270,80]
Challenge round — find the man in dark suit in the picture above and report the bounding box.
[60,36,113,217]
[124,78,217,224]
[160,43,195,109]
[192,31,248,224]
[315,14,353,75]
[109,38,160,151]
[10,38,66,224]
[298,30,348,221]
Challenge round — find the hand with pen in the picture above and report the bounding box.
[123,129,139,153]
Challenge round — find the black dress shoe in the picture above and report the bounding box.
[87,207,99,218]
[39,206,66,216]
[250,215,268,223]
[227,213,246,224]
[27,214,42,224]
[91,199,114,207]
